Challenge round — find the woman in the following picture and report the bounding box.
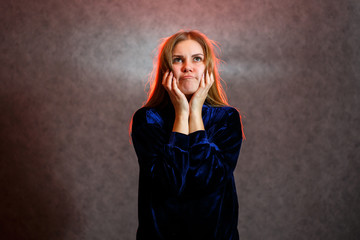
[131,30,243,240]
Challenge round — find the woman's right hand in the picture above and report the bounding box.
[162,70,189,118]
[162,70,189,134]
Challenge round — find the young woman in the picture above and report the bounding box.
[131,30,243,240]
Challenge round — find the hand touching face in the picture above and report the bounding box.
[171,39,206,99]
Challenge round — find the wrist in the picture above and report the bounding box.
[189,108,202,118]
[189,100,203,114]
[189,111,204,133]
[173,114,189,135]
[175,111,189,120]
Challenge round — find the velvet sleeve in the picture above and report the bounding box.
[188,107,242,192]
[131,108,190,196]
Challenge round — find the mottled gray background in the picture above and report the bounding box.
[1,0,359,239]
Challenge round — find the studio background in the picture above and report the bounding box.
[1,0,359,239]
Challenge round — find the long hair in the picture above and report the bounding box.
[144,30,228,108]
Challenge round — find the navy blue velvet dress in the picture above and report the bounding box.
[131,104,243,240]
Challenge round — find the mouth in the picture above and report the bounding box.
[181,75,195,80]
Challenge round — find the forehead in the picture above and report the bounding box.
[173,39,204,54]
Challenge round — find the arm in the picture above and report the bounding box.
[162,71,189,134]
[162,70,214,135]
[188,108,243,192]
[131,108,190,196]
[189,71,214,133]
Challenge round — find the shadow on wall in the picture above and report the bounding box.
[0,94,83,240]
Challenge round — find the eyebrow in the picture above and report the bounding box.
[172,53,204,58]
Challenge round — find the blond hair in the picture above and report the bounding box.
[144,30,228,108]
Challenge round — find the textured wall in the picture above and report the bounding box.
[1,0,359,239]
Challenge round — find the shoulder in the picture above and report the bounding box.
[132,107,168,128]
[202,105,243,139]
[203,105,240,122]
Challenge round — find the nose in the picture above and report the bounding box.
[182,60,193,72]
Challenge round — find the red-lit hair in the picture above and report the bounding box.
[144,30,228,108]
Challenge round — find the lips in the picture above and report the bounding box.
[181,75,195,80]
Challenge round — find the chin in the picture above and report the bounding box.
[179,82,199,96]
[180,87,197,96]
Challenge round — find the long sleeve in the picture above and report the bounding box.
[132,106,243,240]
[132,108,190,196]
[187,107,242,193]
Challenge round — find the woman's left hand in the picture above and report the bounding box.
[189,71,214,115]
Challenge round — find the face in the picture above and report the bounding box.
[171,39,206,98]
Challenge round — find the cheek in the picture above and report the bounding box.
[172,66,181,79]
[197,66,206,79]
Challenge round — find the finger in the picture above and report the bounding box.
[162,71,170,91]
[163,71,173,91]
[206,71,214,89]
[199,73,205,88]
[172,75,177,92]
[172,76,183,97]
[199,71,207,89]
[162,70,169,85]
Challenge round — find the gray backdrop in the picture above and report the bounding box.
[1,0,359,239]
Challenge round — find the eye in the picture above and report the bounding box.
[173,57,182,63]
[193,56,203,62]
